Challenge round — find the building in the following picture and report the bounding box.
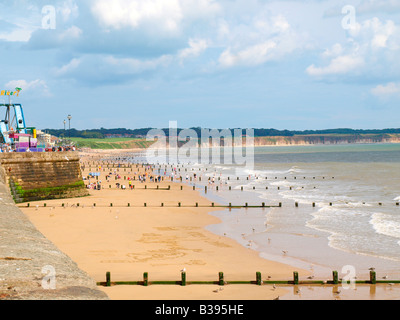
[36,130,54,148]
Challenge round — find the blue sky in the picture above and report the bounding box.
[1,0,400,131]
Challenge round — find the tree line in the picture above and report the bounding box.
[45,127,400,139]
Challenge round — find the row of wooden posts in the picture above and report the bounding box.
[86,166,335,181]
[95,179,318,191]
[92,174,330,184]
[98,270,400,287]
[26,202,281,209]
[25,200,400,209]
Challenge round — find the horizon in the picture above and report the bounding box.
[1,1,400,131]
[43,126,400,134]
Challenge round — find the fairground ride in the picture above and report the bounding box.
[0,88,38,151]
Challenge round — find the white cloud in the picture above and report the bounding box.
[5,79,50,96]
[91,0,183,34]
[349,18,397,49]
[307,17,400,78]
[0,27,34,42]
[371,82,400,96]
[60,25,82,40]
[219,41,277,68]
[306,55,365,76]
[91,0,221,39]
[55,58,81,76]
[178,38,209,61]
[216,14,305,68]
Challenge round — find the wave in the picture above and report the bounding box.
[288,166,303,174]
[370,212,400,239]
[269,180,294,187]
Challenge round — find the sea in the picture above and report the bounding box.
[131,143,400,281]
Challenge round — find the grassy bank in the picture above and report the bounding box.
[71,137,154,149]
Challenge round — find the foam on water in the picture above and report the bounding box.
[370,212,400,239]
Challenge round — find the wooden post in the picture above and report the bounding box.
[332,270,338,284]
[219,272,224,286]
[143,272,148,286]
[256,272,262,286]
[293,271,299,285]
[370,271,376,284]
[181,272,186,286]
[106,272,111,287]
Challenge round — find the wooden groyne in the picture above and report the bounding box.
[97,270,400,287]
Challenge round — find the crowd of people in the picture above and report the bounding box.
[84,165,163,191]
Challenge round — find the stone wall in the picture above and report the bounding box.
[0,152,88,203]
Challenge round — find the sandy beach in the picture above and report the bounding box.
[20,150,400,300]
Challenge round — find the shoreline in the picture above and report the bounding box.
[20,149,400,300]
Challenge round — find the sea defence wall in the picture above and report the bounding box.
[0,152,88,203]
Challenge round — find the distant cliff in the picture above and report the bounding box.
[252,134,400,146]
